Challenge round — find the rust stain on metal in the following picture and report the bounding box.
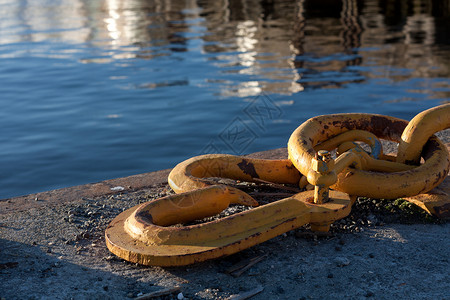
[237,159,259,178]
[135,210,153,224]
[369,115,406,138]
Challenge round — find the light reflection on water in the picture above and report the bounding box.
[0,0,449,199]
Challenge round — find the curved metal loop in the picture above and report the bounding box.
[314,129,384,159]
[336,142,414,173]
[397,103,450,165]
[167,154,301,207]
[106,188,353,266]
[288,107,449,199]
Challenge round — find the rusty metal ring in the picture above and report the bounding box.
[288,113,450,199]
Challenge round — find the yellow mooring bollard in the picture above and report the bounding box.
[105,103,450,266]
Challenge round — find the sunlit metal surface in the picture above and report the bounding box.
[106,104,449,266]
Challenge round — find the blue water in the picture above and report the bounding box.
[1,0,449,199]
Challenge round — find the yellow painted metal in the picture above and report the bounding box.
[404,174,450,219]
[106,104,450,266]
[105,153,352,266]
[313,130,384,159]
[402,142,450,219]
[168,154,300,194]
[288,109,449,199]
[335,142,415,173]
[397,103,450,165]
[307,150,336,204]
[105,188,353,266]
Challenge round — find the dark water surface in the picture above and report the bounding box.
[1,0,449,199]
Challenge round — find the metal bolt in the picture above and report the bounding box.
[313,150,333,204]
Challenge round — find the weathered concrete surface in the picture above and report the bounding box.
[0,169,170,215]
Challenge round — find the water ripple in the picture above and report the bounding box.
[0,0,449,198]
